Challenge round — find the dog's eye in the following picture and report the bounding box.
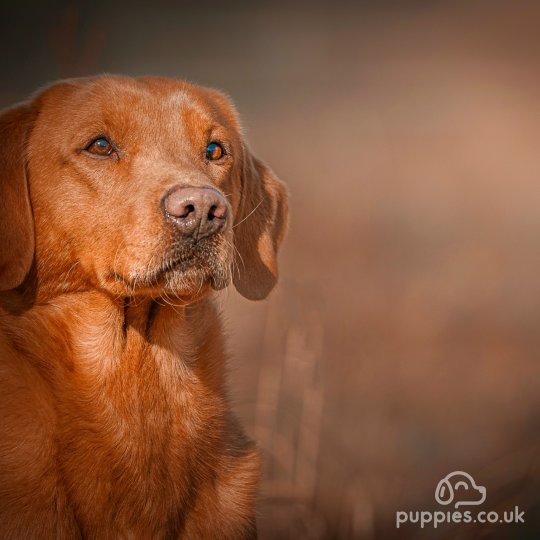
[206,142,224,161]
[86,137,114,157]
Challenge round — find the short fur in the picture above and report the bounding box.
[0,75,288,539]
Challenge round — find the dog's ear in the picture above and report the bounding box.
[233,148,289,300]
[0,103,37,291]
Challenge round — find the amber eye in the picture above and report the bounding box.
[206,142,224,161]
[86,137,114,157]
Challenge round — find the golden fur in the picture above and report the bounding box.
[0,75,288,539]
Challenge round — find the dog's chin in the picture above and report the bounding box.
[107,239,233,300]
[160,265,230,297]
[108,264,230,301]
[106,272,223,302]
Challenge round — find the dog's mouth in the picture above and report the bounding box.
[154,252,230,291]
[110,236,232,297]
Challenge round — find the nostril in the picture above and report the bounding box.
[209,204,227,221]
[208,205,226,221]
[180,203,195,218]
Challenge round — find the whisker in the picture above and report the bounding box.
[232,199,263,229]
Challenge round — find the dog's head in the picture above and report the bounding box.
[0,76,288,302]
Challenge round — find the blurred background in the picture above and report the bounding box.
[2,1,540,538]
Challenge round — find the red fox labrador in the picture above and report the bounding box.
[0,75,288,539]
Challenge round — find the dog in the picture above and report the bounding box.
[0,75,288,539]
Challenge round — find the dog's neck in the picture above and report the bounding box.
[0,287,226,398]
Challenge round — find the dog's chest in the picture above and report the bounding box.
[59,328,226,532]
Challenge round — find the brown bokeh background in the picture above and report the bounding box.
[2,1,539,538]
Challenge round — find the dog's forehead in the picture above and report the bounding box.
[38,76,236,136]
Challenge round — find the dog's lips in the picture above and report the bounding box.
[159,256,191,276]
[210,274,229,291]
[157,253,230,292]
[109,235,232,295]
[158,249,212,277]
[155,242,230,285]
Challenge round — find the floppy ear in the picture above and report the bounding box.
[0,103,36,291]
[233,148,288,300]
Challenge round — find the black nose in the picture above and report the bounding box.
[162,186,228,239]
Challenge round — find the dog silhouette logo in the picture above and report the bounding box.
[435,471,486,508]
